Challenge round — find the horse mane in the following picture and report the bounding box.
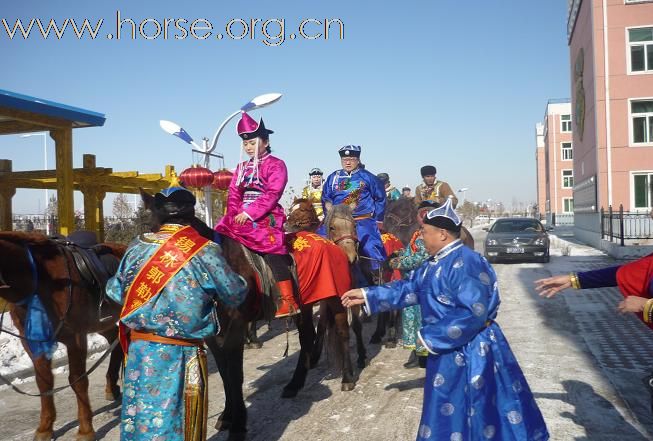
[0,231,51,245]
[286,198,320,233]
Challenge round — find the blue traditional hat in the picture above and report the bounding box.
[155,172,196,207]
[424,199,461,232]
[338,145,361,158]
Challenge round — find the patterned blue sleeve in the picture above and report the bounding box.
[369,173,386,222]
[198,244,248,308]
[390,240,429,272]
[418,267,491,354]
[364,266,423,313]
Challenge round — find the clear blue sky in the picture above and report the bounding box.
[1,0,571,214]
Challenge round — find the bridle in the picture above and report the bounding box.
[385,211,415,230]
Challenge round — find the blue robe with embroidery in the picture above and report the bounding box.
[364,240,549,441]
[106,226,248,441]
[321,168,387,271]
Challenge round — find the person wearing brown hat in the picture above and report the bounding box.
[414,165,458,208]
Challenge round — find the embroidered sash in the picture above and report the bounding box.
[119,226,210,352]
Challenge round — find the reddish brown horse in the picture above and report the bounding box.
[0,231,125,441]
[281,199,366,397]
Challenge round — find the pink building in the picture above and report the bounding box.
[568,0,653,247]
[535,100,575,224]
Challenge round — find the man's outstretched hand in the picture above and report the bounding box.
[342,289,365,308]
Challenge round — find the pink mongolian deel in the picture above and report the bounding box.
[179,166,213,189]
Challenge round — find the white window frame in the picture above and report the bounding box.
[629,97,653,146]
[626,25,653,75]
[560,114,572,132]
[562,170,574,188]
[630,170,653,211]
[561,142,573,160]
[562,197,574,213]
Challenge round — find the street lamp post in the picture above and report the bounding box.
[160,93,282,227]
[20,133,49,235]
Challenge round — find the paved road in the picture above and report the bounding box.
[2,228,653,440]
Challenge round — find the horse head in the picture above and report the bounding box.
[325,204,358,264]
[384,198,419,246]
[286,198,320,233]
[0,232,53,304]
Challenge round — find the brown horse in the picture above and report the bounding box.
[280,199,366,398]
[0,231,125,441]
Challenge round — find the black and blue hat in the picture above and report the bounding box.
[338,145,362,158]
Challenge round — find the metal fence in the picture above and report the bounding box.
[11,214,151,244]
[600,205,653,245]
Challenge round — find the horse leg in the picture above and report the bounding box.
[245,320,262,349]
[351,310,367,369]
[282,306,313,398]
[333,303,355,391]
[99,328,122,401]
[384,311,398,349]
[370,312,387,344]
[310,302,327,368]
[31,356,56,441]
[207,317,247,440]
[65,334,95,441]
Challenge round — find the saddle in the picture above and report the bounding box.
[53,231,121,321]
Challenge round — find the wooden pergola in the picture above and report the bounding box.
[0,89,107,236]
[0,89,174,239]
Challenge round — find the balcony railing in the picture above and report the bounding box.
[600,205,653,246]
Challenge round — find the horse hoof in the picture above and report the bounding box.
[215,416,232,432]
[341,382,355,392]
[33,431,53,441]
[75,432,96,441]
[105,388,121,401]
[281,387,299,398]
[245,342,263,350]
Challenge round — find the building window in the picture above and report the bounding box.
[631,100,653,144]
[629,27,653,73]
[562,170,574,188]
[561,114,572,132]
[563,198,574,213]
[561,142,573,160]
[633,173,653,209]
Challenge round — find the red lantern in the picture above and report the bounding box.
[179,166,214,189]
[212,169,233,191]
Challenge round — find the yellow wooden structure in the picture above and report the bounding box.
[0,89,174,239]
[0,154,174,241]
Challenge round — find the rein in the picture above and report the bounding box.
[385,211,414,229]
[332,234,358,245]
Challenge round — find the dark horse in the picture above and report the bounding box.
[372,198,476,347]
[280,199,367,398]
[141,190,263,441]
[0,231,125,441]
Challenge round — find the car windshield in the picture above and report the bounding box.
[490,220,544,233]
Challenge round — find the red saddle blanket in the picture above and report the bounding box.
[288,231,351,305]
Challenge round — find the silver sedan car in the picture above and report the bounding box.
[483,218,551,263]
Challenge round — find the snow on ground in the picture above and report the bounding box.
[0,314,108,387]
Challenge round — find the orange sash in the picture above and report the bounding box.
[119,226,210,352]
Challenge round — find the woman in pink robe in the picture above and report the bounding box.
[215,112,299,317]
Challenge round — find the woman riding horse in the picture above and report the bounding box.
[214,112,299,318]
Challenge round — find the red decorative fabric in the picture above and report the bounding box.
[289,232,351,305]
[381,233,404,281]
